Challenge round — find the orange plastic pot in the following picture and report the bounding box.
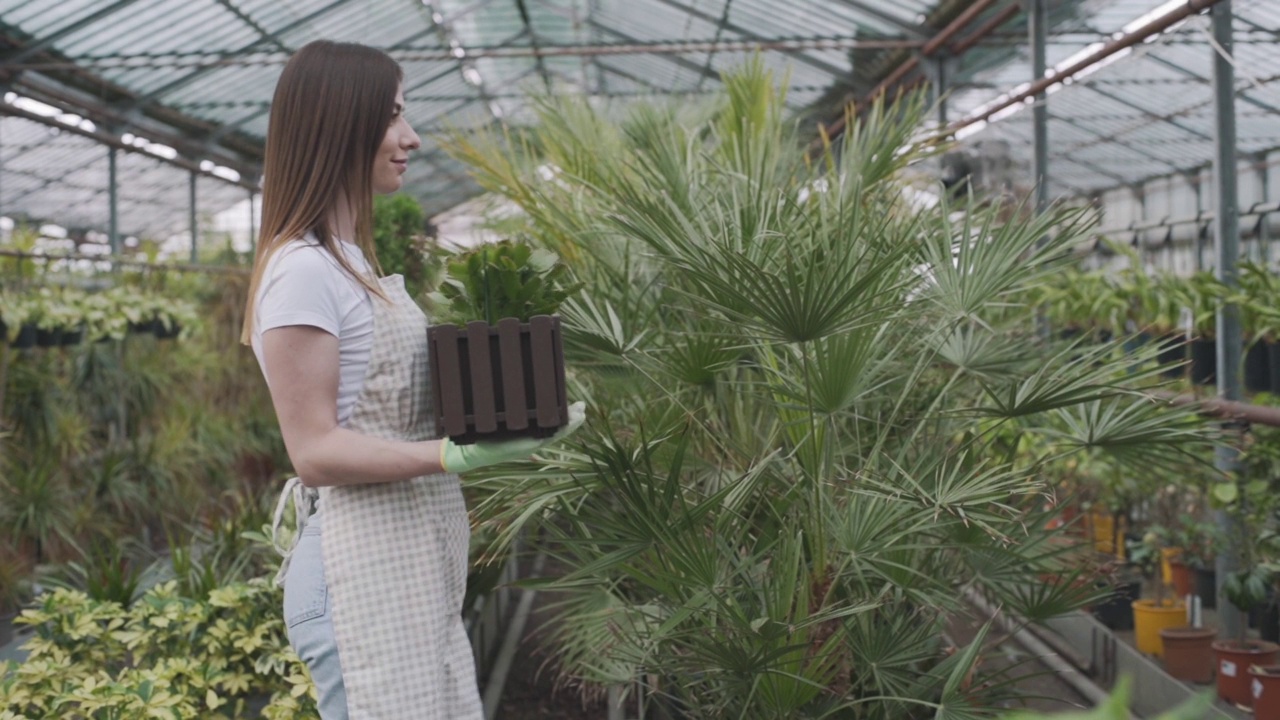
[1133,599,1187,657]
[1250,665,1280,719]
[1213,639,1279,708]
[1160,627,1216,683]
[1169,561,1195,598]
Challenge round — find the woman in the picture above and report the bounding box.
[243,41,583,719]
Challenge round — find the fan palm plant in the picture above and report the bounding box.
[443,61,1211,718]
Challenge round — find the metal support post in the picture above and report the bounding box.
[189,172,198,264]
[108,147,120,255]
[1211,0,1244,642]
[1194,173,1206,271]
[1030,0,1048,214]
[1261,158,1271,265]
[1030,0,1050,339]
[928,57,949,126]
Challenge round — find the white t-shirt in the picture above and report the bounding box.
[251,235,375,427]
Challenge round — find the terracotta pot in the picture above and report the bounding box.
[1251,665,1280,719]
[1213,639,1280,708]
[1160,627,1216,684]
[1133,599,1187,657]
[1170,561,1195,599]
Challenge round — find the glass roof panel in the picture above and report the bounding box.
[2,0,1278,237]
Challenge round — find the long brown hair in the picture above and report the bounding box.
[241,41,401,344]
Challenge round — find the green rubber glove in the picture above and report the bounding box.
[440,401,586,473]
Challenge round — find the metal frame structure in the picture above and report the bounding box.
[0,0,1274,251]
[0,0,1274,689]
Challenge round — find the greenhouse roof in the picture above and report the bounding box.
[950,0,1280,200]
[0,0,1276,240]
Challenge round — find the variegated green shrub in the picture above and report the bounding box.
[1,580,316,719]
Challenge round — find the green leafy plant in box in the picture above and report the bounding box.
[426,239,580,445]
[429,240,580,325]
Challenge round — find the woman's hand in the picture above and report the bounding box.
[439,401,587,473]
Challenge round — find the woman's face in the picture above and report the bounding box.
[372,85,421,195]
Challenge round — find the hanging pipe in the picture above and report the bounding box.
[811,0,1009,151]
[948,0,1227,133]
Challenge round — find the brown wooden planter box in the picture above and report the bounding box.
[428,315,568,445]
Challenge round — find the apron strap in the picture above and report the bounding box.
[270,477,318,587]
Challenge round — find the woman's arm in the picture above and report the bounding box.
[262,325,445,486]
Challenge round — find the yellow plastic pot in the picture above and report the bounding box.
[1088,511,1126,559]
[1132,599,1187,657]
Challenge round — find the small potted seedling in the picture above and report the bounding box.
[0,295,36,349]
[426,240,580,445]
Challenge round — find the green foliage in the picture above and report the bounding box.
[428,240,580,325]
[445,59,1211,717]
[1213,424,1280,633]
[1,286,198,343]
[373,193,432,298]
[0,581,316,718]
[0,268,286,612]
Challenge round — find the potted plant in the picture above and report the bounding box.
[1211,474,1280,708]
[1179,272,1227,386]
[1,294,37,349]
[1131,271,1189,378]
[1129,531,1189,657]
[1091,558,1142,631]
[80,292,128,343]
[1237,262,1280,394]
[156,298,197,341]
[1249,552,1280,716]
[1177,517,1219,609]
[426,240,581,444]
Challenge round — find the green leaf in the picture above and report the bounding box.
[1213,482,1239,505]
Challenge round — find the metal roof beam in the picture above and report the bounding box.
[212,0,290,52]
[695,0,735,91]
[513,0,554,92]
[594,60,667,92]
[206,23,531,149]
[4,153,106,206]
[0,101,258,190]
[4,0,145,65]
[1048,152,1132,188]
[125,0,356,111]
[646,0,849,78]
[827,0,928,40]
[1142,52,1280,116]
[1078,81,1213,142]
[1048,112,1184,174]
[7,71,261,174]
[587,20,720,84]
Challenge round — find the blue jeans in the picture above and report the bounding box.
[284,517,349,719]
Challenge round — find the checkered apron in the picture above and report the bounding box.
[318,274,482,719]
